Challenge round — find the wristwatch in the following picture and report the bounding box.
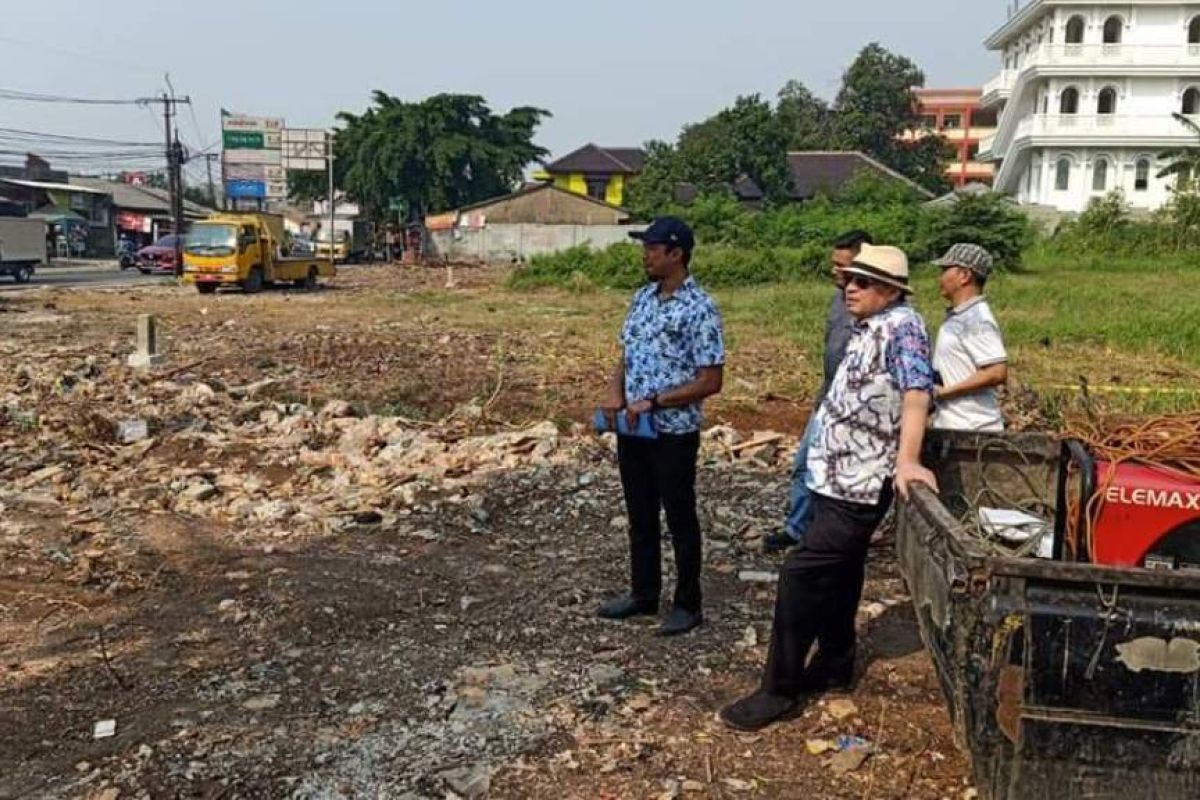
[649,394,661,410]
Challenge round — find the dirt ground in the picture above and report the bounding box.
[1,266,971,799]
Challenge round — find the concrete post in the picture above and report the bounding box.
[127,314,166,368]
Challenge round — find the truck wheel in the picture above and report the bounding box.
[14,264,32,284]
[196,283,218,295]
[243,266,264,294]
[302,266,318,291]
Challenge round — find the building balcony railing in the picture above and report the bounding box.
[979,132,998,157]
[1013,113,1199,142]
[1025,43,1200,69]
[980,70,1017,107]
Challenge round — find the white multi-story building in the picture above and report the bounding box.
[979,1,1200,212]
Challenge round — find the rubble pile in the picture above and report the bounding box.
[1,351,800,552]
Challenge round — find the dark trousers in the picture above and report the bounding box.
[617,432,703,613]
[762,486,893,697]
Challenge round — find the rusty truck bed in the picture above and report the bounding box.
[898,430,1200,800]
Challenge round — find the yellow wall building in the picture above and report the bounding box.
[535,144,645,208]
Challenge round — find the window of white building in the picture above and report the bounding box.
[1060,87,1080,115]
[1055,158,1072,190]
[1097,87,1118,115]
[1093,159,1109,192]
[1103,17,1123,45]
[1189,17,1200,45]
[1065,16,1086,45]
[1183,87,1200,116]
[1135,159,1151,192]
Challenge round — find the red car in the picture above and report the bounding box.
[136,235,183,275]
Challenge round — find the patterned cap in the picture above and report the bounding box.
[932,243,994,278]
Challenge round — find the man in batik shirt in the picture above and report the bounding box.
[721,244,938,730]
[597,217,725,637]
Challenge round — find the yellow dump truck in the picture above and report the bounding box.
[182,212,335,294]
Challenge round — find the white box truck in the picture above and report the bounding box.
[0,218,46,283]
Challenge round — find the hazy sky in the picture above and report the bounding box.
[0,0,1011,181]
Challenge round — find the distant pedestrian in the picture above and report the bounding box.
[597,216,725,637]
[930,244,1008,432]
[720,244,937,731]
[763,230,872,555]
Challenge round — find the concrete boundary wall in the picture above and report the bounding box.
[428,223,639,263]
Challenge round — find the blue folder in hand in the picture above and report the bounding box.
[593,408,658,439]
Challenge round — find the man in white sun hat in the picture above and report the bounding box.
[720,244,938,731]
[930,243,1008,432]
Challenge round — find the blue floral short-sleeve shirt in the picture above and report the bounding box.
[620,276,726,434]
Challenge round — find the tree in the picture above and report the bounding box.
[291,92,550,220]
[623,139,683,217]
[182,185,214,209]
[1158,113,1200,191]
[832,43,951,194]
[776,80,832,151]
[923,191,1034,269]
[626,95,793,217]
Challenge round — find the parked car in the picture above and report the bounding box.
[136,235,183,274]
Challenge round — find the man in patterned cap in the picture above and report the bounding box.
[597,217,725,637]
[720,244,937,731]
[931,243,1009,432]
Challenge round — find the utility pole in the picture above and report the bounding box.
[154,87,191,277]
[327,130,335,268]
[202,153,219,209]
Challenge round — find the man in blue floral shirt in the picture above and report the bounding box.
[721,244,938,730]
[597,217,725,637]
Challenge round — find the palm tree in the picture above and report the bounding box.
[1158,113,1200,191]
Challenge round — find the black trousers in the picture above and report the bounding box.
[762,486,893,697]
[617,432,703,613]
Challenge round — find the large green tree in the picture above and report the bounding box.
[776,80,832,151]
[290,92,550,219]
[677,94,793,202]
[833,43,951,194]
[626,94,792,216]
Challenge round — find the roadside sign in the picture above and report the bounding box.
[223,149,282,166]
[225,179,266,199]
[222,115,283,133]
[282,128,328,171]
[224,164,285,182]
[222,112,321,200]
[224,130,264,149]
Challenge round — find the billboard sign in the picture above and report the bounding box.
[225,180,267,199]
[282,128,328,171]
[221,114,283,133]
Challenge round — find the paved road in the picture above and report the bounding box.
[0,261,174,292]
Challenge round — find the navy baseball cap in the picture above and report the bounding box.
[629,216,694,252]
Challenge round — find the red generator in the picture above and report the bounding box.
[1056,440,1200,569]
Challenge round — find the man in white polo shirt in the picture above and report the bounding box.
[930,243,1008,432]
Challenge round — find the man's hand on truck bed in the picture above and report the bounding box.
[896,459,939,501]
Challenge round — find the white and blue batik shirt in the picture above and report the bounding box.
[620,275,726,435]
[807,303,934,505]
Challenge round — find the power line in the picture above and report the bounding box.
[0,149,165,161]
[0,88,157,106]
[0,127,160,148]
